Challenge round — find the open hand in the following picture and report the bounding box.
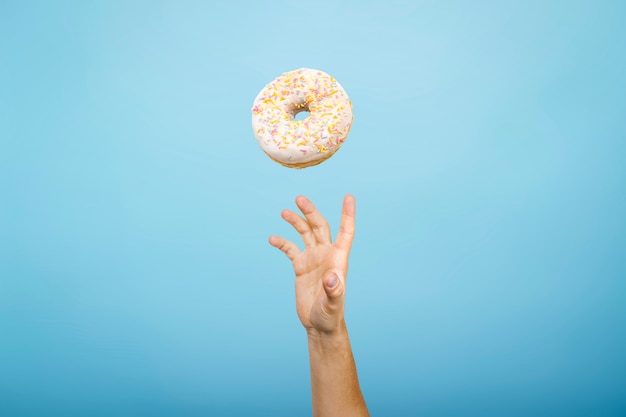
[269,195,356,335]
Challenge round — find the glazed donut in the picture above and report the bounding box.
[251,68,353,169]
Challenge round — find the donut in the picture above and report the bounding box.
[251,68,353,169]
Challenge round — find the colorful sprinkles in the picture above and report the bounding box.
[251,68,353,168]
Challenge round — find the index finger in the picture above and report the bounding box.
[334,194,355,251]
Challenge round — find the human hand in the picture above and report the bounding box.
[269,195,356,336]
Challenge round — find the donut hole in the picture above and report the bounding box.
[290,102,311,121]
[294,111,310,121]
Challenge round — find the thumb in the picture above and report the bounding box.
[323,271,345,306]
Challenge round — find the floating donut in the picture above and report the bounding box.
[251,68,353,169]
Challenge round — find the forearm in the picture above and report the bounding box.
[307,322,369,417]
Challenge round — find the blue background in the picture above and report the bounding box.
[1,1,625,416]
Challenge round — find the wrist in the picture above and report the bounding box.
[307,320,350,351]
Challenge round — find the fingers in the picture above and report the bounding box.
[335,194,356,252]
[275,195,352,250]
[296,196,332,244]
[268,235,302,261]
[281,209,316,247]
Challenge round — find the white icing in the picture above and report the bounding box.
[251,68,353,168]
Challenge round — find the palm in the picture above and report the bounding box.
[293,242,346,330]
[270,196,355,333]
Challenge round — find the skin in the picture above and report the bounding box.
[269,195,369,417]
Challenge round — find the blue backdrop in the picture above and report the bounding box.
[1,1,625,416]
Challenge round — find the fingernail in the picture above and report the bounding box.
[327,273,338,288]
